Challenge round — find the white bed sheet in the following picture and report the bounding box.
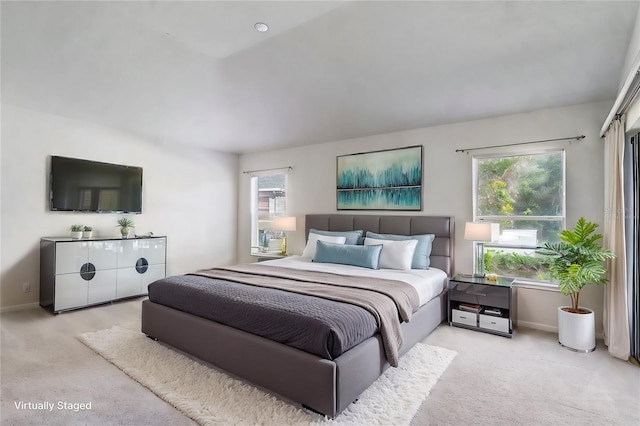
[262,255,448,307]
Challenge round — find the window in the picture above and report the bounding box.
[98,189,120,211]
[473,150,566,281]
[78,189,92,210]
[250,173,287,254]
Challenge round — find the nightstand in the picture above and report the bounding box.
[448,274,516,337]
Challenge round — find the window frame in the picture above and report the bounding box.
[471,149,566,282]
[250,172,288,255]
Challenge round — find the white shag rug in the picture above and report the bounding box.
[78,325,456,425]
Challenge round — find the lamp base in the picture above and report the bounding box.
[280,237,287,256]
[475,242,486,280]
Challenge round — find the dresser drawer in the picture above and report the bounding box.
[452,309,478,327]
[449,282,510,309]
[479,314,510,333]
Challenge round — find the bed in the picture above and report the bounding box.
[141,214,454,418]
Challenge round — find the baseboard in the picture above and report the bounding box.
[0,302,40,313]
[517,320,604,340]
[517,320,557,334]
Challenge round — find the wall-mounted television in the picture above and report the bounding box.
[50,156,143,213]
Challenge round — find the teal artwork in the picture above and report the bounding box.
[337,145,422,210]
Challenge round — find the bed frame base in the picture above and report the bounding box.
[302,404,332,419]
[141,291,445,418]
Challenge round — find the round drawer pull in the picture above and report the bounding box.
[136,258,149,274]
[80,263,96,281]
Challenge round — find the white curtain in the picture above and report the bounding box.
[603,116,631,360]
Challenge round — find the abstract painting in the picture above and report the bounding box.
[337,145,423,210]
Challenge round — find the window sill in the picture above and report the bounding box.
[251,252,287,259]
[512,279,560,292]
[484,243,540,250]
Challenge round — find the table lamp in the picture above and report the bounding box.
[464,222,493,278]
[272,216,296,255]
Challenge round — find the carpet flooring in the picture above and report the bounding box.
[78,324,456,425]
[1,298,639,425]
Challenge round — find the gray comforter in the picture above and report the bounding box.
[147,263,420,366]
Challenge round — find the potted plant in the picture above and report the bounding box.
[537,217,615,352]
[70,225,84,239]
[117,218,134,238]
[82,226,93,239]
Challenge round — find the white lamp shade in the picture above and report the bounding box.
[464,222,492,242]
[272,216,297,232]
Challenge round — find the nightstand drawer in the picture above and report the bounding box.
[452,309,478,327]
[479,314,509,333]
[449,283,510,309]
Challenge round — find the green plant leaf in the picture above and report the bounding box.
[117,218,134,228]
[535,217,615,311]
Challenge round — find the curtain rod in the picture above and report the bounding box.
[242,166,292,174]
[601,78,640,138]
[601,57,640,137]
[455,135,585,154]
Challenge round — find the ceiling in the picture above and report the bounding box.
[2,1,638,154]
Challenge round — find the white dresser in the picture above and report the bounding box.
[40,236,166,313]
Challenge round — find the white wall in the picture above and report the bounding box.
[620,8,640,131]
[620,5,640,91]
[238,100,611,335]
[1,104,238,309]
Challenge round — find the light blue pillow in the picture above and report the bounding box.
[365,231,435,269]
[309,229,364,245]
[313,240,382,269]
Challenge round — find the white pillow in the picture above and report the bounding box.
[301,233,347,258]
[364,237,418,270]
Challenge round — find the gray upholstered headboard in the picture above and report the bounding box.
[305,214,455,277]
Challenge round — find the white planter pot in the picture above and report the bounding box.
[70,231,83,239]
[558,306,596,352]
[82,231,92,239]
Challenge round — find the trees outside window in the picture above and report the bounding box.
[473,150,565,280]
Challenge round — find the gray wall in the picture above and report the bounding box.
[238,100,611,335]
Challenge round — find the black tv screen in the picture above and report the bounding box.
[50,156,143,213]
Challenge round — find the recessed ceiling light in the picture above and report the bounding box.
[254,22,269,32]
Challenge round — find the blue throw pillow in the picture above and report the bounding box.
[309,229,364,245]
[313,240,382,269]
[365,231,435,269]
